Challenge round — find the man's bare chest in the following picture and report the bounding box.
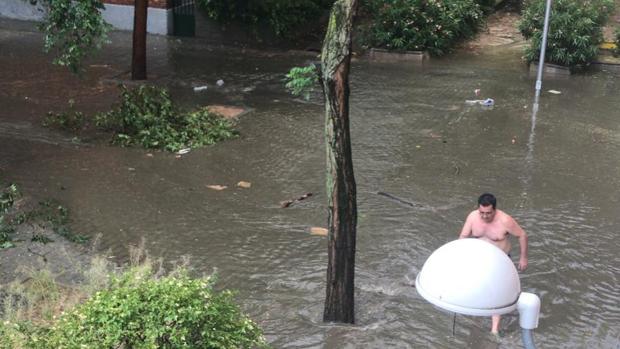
[472,223,508,241]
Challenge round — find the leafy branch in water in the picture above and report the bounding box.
[29,0,111,73]
[43,99,86,132]
[95,85,238,152]
[284,64,320,100]
[0,183,88,247]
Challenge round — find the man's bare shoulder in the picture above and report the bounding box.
[466,210,477,217]
[496,210,519,227]
[465,210,479,221]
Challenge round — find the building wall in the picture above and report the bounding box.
[102,3,173,35]
[0,0,173,35]
[103,0,172,9]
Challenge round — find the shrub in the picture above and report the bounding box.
[197,0,333,38]
[31,270,267,349]
[474,0,497,14]
[360,0,484,56]
[95,85,238,152]
[519,0,614,68]
[0,253,267,349]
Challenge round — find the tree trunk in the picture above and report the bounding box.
[132,0,148,80]
[321,0,358,324]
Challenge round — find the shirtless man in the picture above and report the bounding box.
[459,193,528,334]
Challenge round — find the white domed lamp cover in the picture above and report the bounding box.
[416,239,540,329]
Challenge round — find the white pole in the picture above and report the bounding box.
[535,0,553,97]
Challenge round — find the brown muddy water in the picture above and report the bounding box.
[1,18,619,348]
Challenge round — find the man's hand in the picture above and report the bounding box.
[518,257,528,271]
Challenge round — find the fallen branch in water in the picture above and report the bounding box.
[280,192,313,208]
[377,191,422,208]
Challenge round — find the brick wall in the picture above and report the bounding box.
[103,0,172,9]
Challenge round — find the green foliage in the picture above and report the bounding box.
[6,269,267,349]
[43,99,86,132]
[474,0,496,14]
[0,183,20,249]
[285,65,320,100]
[519,0,614,67]
[16,199,88,244]
[197,0,334,38]
[360,0,484,56]
[0,184,19,215]
[35,0,111,73]
[96,85,238,152]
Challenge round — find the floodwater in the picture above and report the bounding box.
[1,18,620,348]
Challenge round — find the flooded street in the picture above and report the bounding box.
[1,18,620,348]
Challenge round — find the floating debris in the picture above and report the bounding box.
[193,85,208,92]
[548,90,562,95]
[206,185,228,191]
[176,148,191,155]
[237,181,251,188]
[280,192,313,208]
[310,227,328,236]
[465,98,494,106]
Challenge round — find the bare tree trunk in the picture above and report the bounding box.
[321,0,358,324]
[132,0,148,80]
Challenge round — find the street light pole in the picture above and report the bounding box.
[535,0,553,97]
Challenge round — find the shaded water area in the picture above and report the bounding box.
[1,18,620,348]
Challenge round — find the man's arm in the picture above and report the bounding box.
[507,216,528,270]
[459,212,474,239]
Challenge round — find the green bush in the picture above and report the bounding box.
[519,0,614,67]
[197,0,333,38]
[1,268,267,349]
[360,0,484,56]
[47,273,264,348]
[95,85,238,152]
[474,0,497,14]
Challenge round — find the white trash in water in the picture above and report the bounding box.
[193,85,208,92]
[465,98,494,107]
[216,79,224,87]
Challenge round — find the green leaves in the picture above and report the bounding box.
[95,85,238,152]
[0,183,20,248]
[36,0,111,74]
[518,0,614,67]
[285,64,320,100]
[196,0,333,38]
[360,0,484,56]
[40,270,267,348]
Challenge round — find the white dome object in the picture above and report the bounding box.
[415,239,521,316]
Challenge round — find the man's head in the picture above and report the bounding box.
[477,193,497,222]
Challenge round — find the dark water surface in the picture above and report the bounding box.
[1,19,619,348]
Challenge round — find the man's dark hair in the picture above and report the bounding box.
[478,193,497,209]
